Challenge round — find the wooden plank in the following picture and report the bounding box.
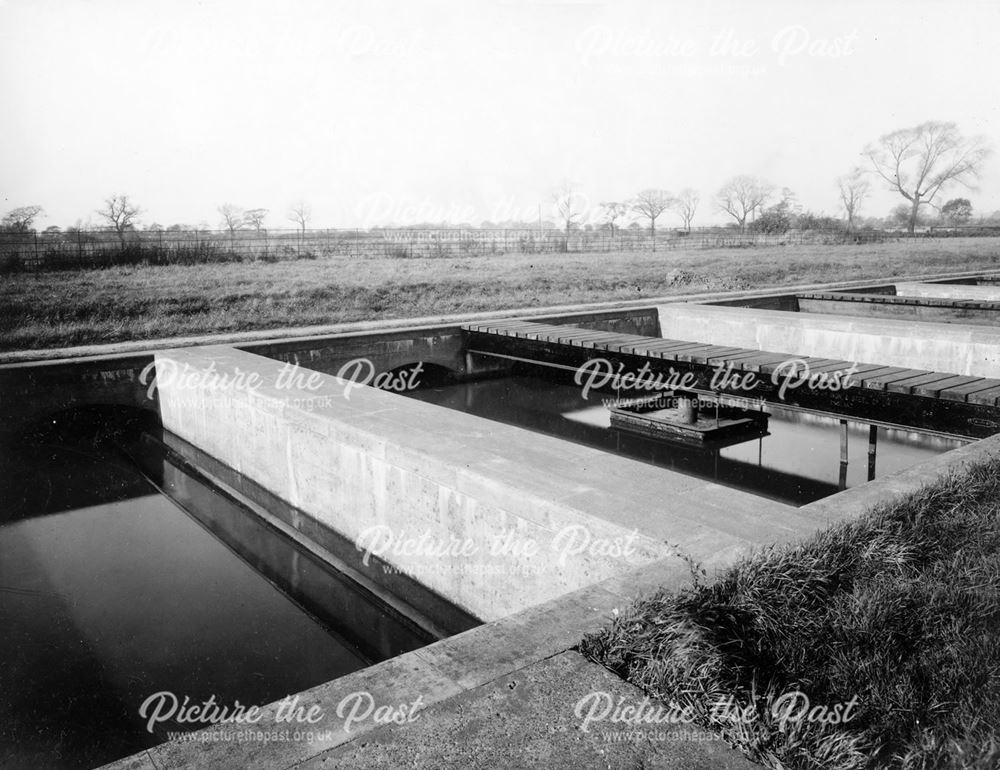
[860,367,925,390]
[589,336,640,352]
[480,323,532,336]
[850,366,909,386]
[517,327,556,341]
[711,350,764,363]
[569,336,623,349]
[845,363,891,377]
[494,322,547,336]
[640,339,707,351]
[945,379,1000,402]
[967,386,1000,406]
[757,356,838,375]
[729,352,796,372]
[911,375,983,398]
[618,337,687,355]
[479,319,527,330]
[677,346,748,364]
[654,343,719,361]
[543,331,598,344]
[567,332,623,347]
[488,324,535,337]
[635,341,709,359]
[549,327,610,339]
[800,360,857,375]
[941,378,1000,400]
[885,372,958,395]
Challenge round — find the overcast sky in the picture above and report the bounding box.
[2,0,999,229]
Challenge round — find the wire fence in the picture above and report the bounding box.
[0,225,939,273]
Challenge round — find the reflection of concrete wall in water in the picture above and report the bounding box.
[154,346,670,621]
[656,304,1000,378]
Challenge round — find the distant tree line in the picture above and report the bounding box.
[3,121,993,239]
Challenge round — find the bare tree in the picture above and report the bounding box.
[715,176,774,232]
[631,189,675,251]
[218,203,244,249]
[551,182,583,235]
[600,202,629,238]
[674,189,699,233]
[837,169,870,234]
[243,208,268,232]
[97,194,142,247]
[1,205,44,232]
[287,201,311,234]
[864,121,991,234]
[218,203,244,234]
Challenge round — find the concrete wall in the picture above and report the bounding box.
[896,282,1000,301]
[656,304,1000,377]
[796,293,1000,326]
[0,308,658,440]
[0,353,158,437]
[239,307,660,379]
[154,346,672,621]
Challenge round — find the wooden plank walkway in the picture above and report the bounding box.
[461,320,1000,406]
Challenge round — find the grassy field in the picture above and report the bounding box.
[2,237,999,352]
[580,459,1000,770]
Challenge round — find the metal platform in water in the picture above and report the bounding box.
[608,392,769,445]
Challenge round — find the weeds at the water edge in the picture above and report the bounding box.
[580,459,1000,770]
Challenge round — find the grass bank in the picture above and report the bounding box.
[2,238,999,352]
[579,458,1000,769]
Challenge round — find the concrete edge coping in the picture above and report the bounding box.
[99,430,1000,770]
[7,266,1000,366]
[656,301,1000,342]
[798,291,1000,310]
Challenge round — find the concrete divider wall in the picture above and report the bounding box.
[796,293,1000,326]
[896,282,1000,301]
[238,307,660,379]
[0,353,158,437]
[656,304,1000,377]
[154,346,672,621]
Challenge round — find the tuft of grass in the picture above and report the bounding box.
[580,458,1000,770]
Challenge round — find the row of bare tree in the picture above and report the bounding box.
[552,121,991,238]
[3,122,991,241]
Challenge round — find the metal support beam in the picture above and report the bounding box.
[867,424,878,481]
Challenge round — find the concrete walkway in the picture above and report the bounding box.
[299,651,755,770]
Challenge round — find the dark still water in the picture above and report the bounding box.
[0,429,430,770]
[405,375,965,506]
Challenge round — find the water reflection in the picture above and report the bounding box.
[0,418,431,770]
